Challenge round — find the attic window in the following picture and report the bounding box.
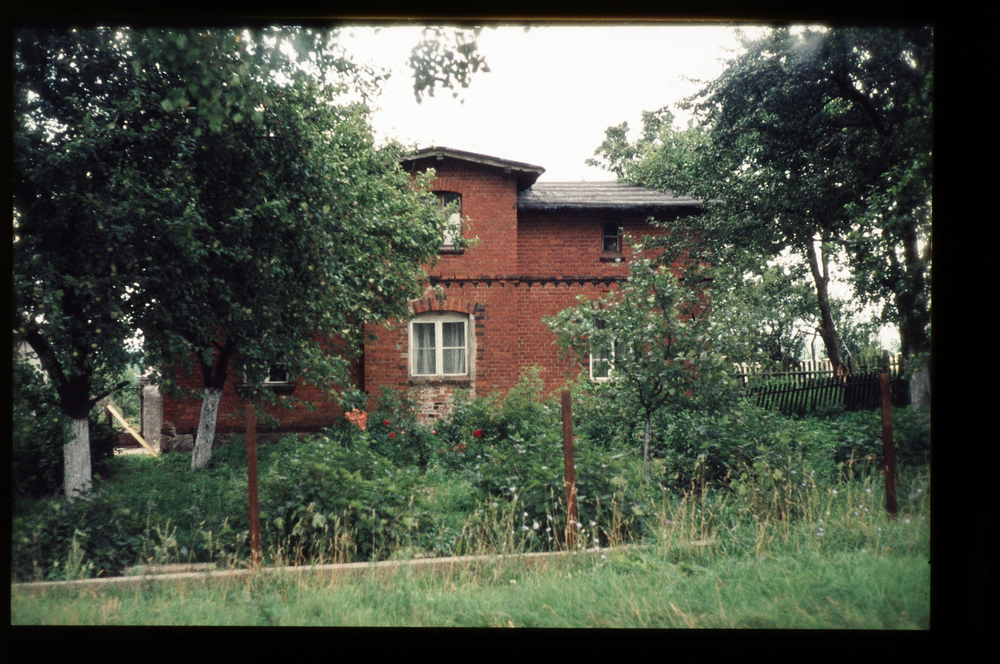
[435,192,462,250]
[603,221,622,253]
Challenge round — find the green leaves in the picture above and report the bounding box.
[589,26,931,365]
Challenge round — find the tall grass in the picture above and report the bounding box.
[13,456,929,628]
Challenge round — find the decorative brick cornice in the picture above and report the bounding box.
[429,275,623,288]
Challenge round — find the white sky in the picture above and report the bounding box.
[338,24,747,182]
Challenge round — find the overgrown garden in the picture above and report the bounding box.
[13,25,930,627]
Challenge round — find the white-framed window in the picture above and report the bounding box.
[264,366,289,384]
[589,319,623,382]
[435,191,462,248]
[410,312,470,377]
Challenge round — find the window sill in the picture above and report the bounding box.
[438,247,465,255]
[599,253,625,263]
[408,376,473,387]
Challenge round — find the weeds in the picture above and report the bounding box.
[13,373,929,628]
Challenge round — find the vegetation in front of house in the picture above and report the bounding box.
[12,409,930,627]
[13,369,929,586]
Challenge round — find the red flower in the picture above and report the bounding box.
[389,432,396,439]
[473,429,484,438]
[383,419,392,426]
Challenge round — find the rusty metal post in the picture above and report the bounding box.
[561,390,578,550]
[880,372,898,518]
[246,403,262,567]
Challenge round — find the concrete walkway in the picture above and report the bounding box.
[12,547,619,595]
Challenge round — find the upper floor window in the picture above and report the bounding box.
[603,221,622,253]
[410,311,470,377]
[435,191,462,249]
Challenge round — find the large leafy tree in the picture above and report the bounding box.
[13,26,486,494]
[124,29,453,470]
[14,27,152,500]
[546,233,744,479]
[590,27,932,393]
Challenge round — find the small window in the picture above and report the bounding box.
[589,319,624,382]
[240,364,294,394]
[603,221,622,253]
[264,366,289,384]
[435,192,462,248]
[410,312,470,377]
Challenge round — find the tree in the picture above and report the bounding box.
[14,28,152,500]
[131,64,450,470]
[590,27,932,392]
[546,233,744,479]
[711,261,815,370]
[13,25,488,493]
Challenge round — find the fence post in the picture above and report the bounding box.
[880,369,898,518]
[562,390,578,551]
[246,402,262,567]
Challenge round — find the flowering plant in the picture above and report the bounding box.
[473,429,484,438]
[344,408,367,431]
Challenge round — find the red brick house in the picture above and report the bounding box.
[157,147,700,442]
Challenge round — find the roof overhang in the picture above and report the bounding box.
[399,146,545,192]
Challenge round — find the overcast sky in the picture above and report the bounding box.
[338,24,749,182]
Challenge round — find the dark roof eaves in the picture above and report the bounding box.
[400,146,545,176]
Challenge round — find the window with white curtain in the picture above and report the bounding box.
[410,312,470,377]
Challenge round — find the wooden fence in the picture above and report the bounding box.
[735,354,909,416]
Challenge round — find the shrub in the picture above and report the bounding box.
[424,369,653,549]
[259,431,424,562]
[12,360,117,499]
[13,361,68,499]
[367,388,434,468]
[892,406,930,464]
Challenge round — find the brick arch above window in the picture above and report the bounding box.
[409,294,478,317]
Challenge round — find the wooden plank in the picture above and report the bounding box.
[106,403,160,457]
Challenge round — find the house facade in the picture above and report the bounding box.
[158,147,700,440]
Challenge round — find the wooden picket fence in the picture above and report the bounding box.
[734,354,909,416]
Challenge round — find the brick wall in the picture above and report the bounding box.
[161,155,700,430]
[160,335,361,436]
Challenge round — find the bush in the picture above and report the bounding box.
[366,388,434,468]
[422,369,653,549]
[892,406,930,464]
[259,431,424,562]
[12,360,116,499]
[13,361,68,499]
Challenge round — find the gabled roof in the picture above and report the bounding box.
[518,181,701,211]
[399,146,545,192]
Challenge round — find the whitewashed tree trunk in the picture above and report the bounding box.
[191,387,222,471]
[64,417,92,502]
[910,365,930,408]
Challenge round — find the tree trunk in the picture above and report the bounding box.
[191,387,222,471]
[806,240,847,374]
[64,418,92,502]
[910,364,930,408]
